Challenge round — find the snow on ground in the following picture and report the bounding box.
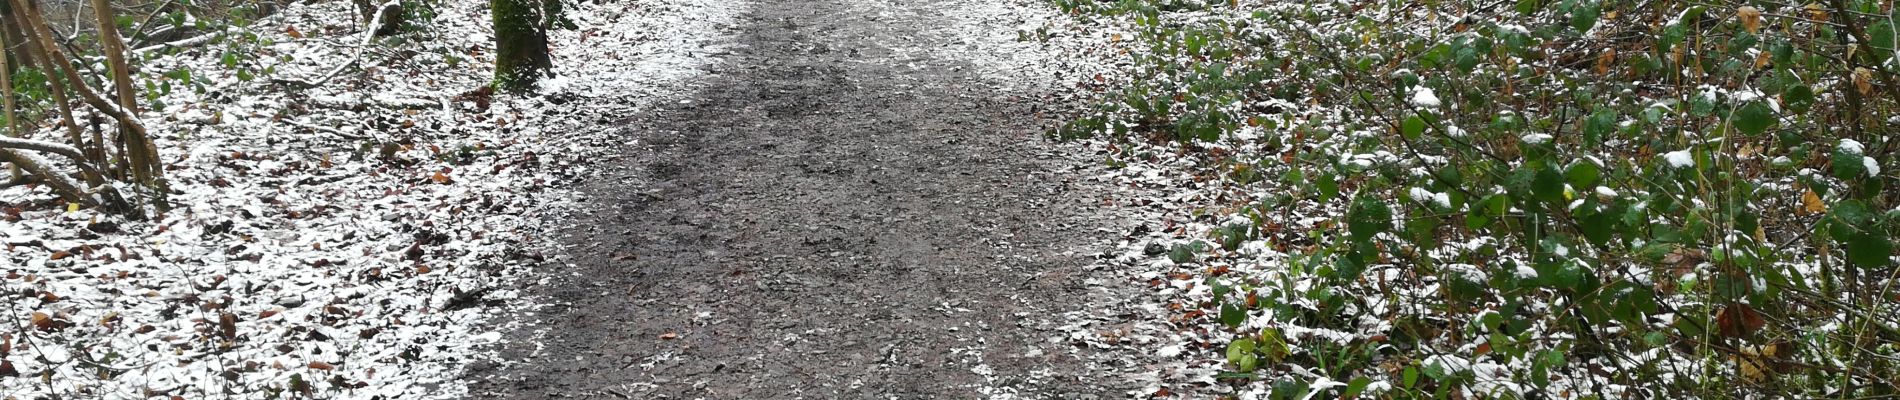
[0,0,740,398]
[850,0,1129,93]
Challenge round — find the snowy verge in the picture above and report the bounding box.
[0,0,741,398]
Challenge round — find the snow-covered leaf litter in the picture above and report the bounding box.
[1046,0,1899,398]
[0,0,740,398]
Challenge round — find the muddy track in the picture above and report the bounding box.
[469,0,1135,398]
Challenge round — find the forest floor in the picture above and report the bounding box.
[469,0,1161,398]
[0,0,1209,398]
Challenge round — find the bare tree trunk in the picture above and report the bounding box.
[0,17,18,182]
[492,0,551,92]
[3,6,94,172]
[89,0,162,188]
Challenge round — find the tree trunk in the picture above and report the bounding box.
[492,0,551,92]
[89,0,163,189]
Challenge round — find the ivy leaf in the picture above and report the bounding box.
[1731,101,1775,136]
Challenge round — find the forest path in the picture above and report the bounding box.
[470,0,1137,398]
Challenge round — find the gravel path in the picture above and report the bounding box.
[469,0,1139,397]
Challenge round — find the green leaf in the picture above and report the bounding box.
[1235,353,1260,372]
[1565,160,1602,189]
[1848,231,1892,268]
[1348,194,1394,242]
[1227,338,1258,365]
[1784,85,1817,113]
[1169,242,1199,264]
[1317,172,1339,201]
[1583,110,1616,144]
[1402,366,1420,388]
[1532,165,1565,203]
[1220,303,1248,328]
[1832,145,1870,181]
[1466,194,1508,229]
[1571,0,1601,32]
[1344,376,1372,397]
[1731,101,1775,136]
[1401,114,1425,140]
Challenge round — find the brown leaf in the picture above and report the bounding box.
[659,332,679,340]
[49,251,71,260]
[431,170,453,185]
[286,25,304,39]
[1715,303,1766,338]
[0,360,16,377]
[1594,47,1616,75]
[219,312,239,340]
[308,361,335,371]
[30,312,66,331]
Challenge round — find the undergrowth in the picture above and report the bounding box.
[1058,0,1898,397]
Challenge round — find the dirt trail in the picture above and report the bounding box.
[470,0,1138,397]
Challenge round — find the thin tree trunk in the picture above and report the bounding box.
[492,0,551,92]
[89,0,161,188]
[0,17,17,182]
[10,0,154,174]
[4,7,94,175]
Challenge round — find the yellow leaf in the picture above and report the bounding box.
[1738,6,1763,34]
[1856,67,1875,96]
[66,203,78,213]
[1800,189,1826,214]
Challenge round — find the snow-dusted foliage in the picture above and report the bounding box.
[0,0,740,398]
[1052,0,1898,398]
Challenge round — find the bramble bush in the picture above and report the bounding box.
[1057,0,1897,397]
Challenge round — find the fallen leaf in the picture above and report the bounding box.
[1715,303,1766,338]
[1800,189,1826,214]
[219,312,239,340]
[659,332,678,340]
[431,170,453,185]
[308,361,335,371]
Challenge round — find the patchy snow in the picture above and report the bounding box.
[0,0,741,398]
[1410,87,1442,108]
[1664,149,1695,168]
[1839,138,1865,154]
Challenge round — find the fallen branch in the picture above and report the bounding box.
[0,136,109,184]
[0,149,96,207]
[131,28,233,55]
